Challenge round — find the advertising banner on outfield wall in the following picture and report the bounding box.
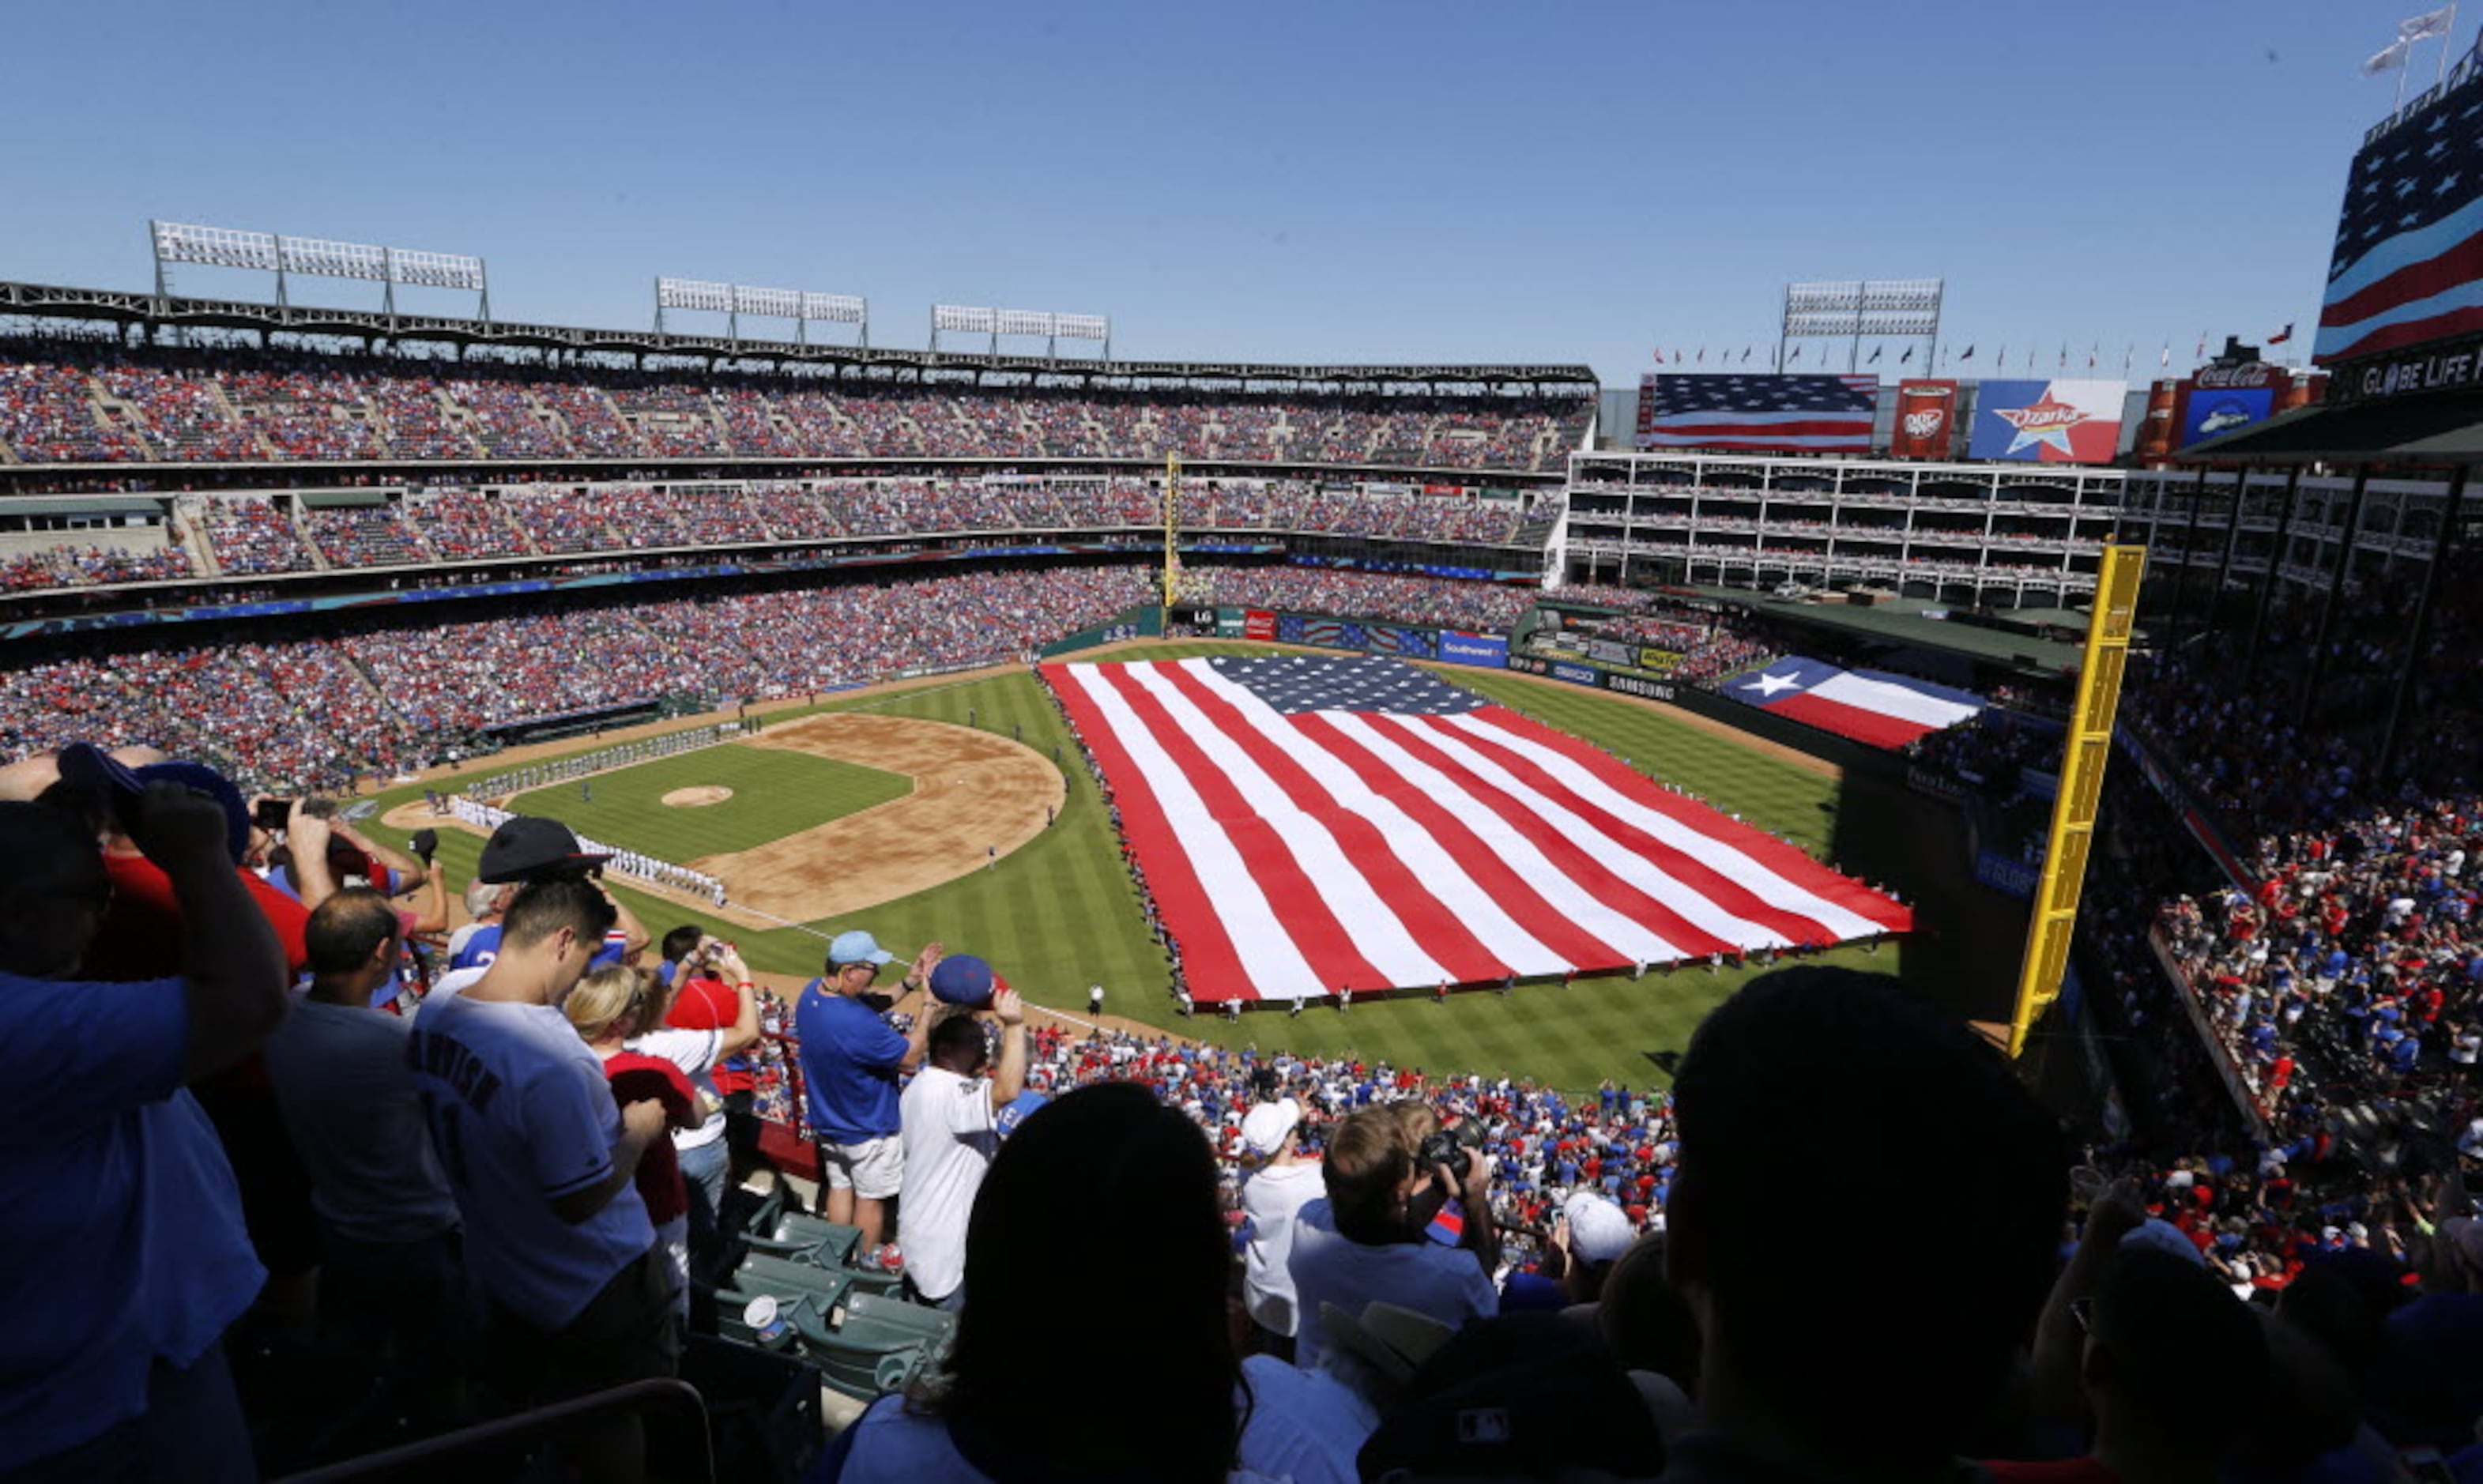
[1364,625,1437,660]
[1974,850,2040,899]
[1438,631,1509,668]
[1507,651,1678,701]
[1638,648,1684,676]
[1888,380,1960,459]
[1215,608,1247,638]
[1603,671,1676,702]
[1966,379,2127,463]
[1243,609,1275,640]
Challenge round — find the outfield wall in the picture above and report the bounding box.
[1169,606,1513,669]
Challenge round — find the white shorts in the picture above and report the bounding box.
[818,1134,902,1199]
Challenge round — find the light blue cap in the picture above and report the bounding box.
[829,929,895,966]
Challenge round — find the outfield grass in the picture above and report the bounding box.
[508,745,911,861]
[362,642,2016,1094]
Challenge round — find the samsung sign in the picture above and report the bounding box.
[1605,672,1676,702]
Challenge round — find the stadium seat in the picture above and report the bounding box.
[785,1303,944,1402]
[844,1292,959,1350]
[743,1212,862,1268]
[733,1253,860,1310]
[712,1284,832,1350]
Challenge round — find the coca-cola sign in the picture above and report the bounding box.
[2192,362,2279,390]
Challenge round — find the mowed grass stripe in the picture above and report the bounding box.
[509,745,911,861]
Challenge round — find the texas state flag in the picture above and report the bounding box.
[1721,657,1984,750]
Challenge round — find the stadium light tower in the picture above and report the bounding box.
[657,278,868,346]
[935,304,1111,360]
[150,220,491,322]
[932,304,999,354]
[1777,278,1942,374]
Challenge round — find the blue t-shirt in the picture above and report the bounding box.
[796,985,910,1143]
[450,921,628,974]
[0,971,262,1471]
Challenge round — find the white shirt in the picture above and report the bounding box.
[627,1026,726,1150]
[1242,1162,1329,1337]
[899,1064,1000,1302]
[1284,1198,1499,1371]
[406,985,654,1330]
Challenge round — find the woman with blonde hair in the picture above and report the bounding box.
[565,963,699,1320]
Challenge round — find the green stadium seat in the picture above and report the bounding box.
[744,1213,862,1267]
[846,1293,958,1353]
[712,1285,816,1350]
[735,1252,860,1309]
[786,1307,932,1401]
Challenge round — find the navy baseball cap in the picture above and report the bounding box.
[477,815,611,884]
[929,953,1006,1007]
[57,743,252,863]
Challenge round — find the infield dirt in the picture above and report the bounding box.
[385,714,1062,929]
[700,713,1064,921]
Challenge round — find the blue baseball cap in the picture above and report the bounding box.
[828,929,895,967]
[57,743,252,863]
[929,953,1004,1008]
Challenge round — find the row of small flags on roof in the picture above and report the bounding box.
[1652,326,2294,375]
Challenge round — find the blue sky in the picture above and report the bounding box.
[0,1,2447,384]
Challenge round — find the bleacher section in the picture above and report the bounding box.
[0,343,1591,472]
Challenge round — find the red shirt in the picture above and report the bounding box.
[89,850,311,980]
[665,974,753,1095]
[602,1052,695,1225]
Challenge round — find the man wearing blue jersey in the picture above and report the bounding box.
[796,930,936,1262]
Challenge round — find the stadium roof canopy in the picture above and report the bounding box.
[0,280,1597,394]
[2178,388,2483,469]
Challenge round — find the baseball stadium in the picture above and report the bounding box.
[10,6,2483,1481]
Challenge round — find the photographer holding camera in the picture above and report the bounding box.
[1284,1101,1499,1372]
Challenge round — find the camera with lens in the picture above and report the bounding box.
[1418,1117,1483,1177]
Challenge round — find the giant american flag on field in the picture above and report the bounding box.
[1635,373,1881,451]
[1046,656,1909,1004]
[2319,63,2483,364]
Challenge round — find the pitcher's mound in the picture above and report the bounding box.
[661,786,734,808]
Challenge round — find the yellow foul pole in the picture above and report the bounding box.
[2008,542,2146,1059]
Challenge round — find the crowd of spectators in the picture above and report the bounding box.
[1186,566,1539,631]
[0,341,1592,471]
[0,563,1164,792]
[199,499,318,575]
[26,539,2483,1480]
[3,478,1557,592]
[0,536,192,590]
